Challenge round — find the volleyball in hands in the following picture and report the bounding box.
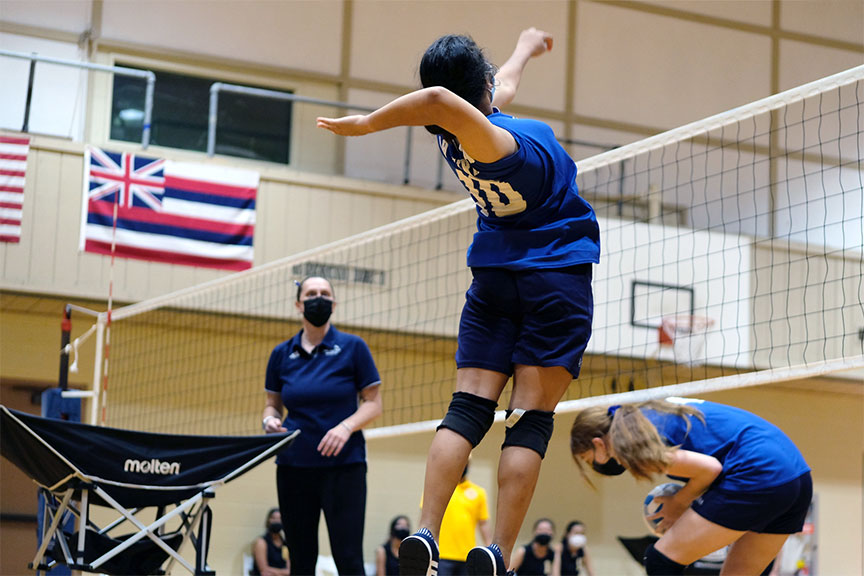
[643,482,683,536]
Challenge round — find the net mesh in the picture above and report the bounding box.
[99,66,864,436]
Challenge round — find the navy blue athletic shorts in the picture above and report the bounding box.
[455,264,593,378]
[691,472,813,533]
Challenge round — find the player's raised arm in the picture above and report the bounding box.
[492,27,553,109]
[317,86,516,163]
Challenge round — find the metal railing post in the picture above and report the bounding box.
[22,57,36,132]
[403,127,413,185]
[205,82,377,162]
[89,316,106,426]
[58,305,72,391]
[207,83,222,157]
[142,72,155,149]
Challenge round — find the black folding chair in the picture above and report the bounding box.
[1,405,298,575]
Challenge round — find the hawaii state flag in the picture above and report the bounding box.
[0,135,30,243]
[80,148,258,271]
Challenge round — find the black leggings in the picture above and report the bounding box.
[277,463,367,576]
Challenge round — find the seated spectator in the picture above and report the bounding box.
[251,508,290,576]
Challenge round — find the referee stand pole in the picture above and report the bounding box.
[38,305,80,576]
[55,304,104,425]
[58,305,71,392]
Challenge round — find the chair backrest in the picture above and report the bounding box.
[243,552,255,576]
[315,554,338,576]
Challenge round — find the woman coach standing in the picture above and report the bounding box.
[262,276,383,576]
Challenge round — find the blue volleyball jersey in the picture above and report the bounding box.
[265,326,381,467]
[643,398,810,492]
[439,111,600,270]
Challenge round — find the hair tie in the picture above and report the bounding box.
[607,405,621,417]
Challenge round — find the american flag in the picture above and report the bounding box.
[81,148,259,271]
[0,134,30,243]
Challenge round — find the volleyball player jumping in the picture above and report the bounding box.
[318,28,599,576]
[569,398,812,575]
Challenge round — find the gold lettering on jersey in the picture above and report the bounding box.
[441,140,527,217]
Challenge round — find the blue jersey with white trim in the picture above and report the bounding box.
[439,111,600,270]
[643,399,810,492]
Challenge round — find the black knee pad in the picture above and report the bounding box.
[644,543,686,576]
[501,409,554,459]
[437,392,497,447]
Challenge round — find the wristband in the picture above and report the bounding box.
[340,421,353,433]
[262,415,277,431]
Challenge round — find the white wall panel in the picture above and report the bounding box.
[0,33,88,140]
[0,37,31,134]
[773,159,864,253]
[350,0,569,111]
[100,0,343,75]
[0,0,91,34]
[567,123,645,161]
[780,0,864,45]
[404,126,455,192]
[778,40,864,92]
[574,2,771,129]
[343,88,417,186]
[285,83,342,174]
[590,216,753,367]
[638,0,773,27]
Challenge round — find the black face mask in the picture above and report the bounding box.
[534,533,552,546]
[592,456,627,476]
[392,528,411,540]
[302,297,332,327]
[268,522,283,534]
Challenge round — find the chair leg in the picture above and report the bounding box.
[195,499,215,576]
[31,489,74,570]
[76,488,89,566]
[90,485,198,574]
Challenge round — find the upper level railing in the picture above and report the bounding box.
[1,49,617,189]
[0,49,156,148]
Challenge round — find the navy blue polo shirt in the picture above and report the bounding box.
[265,326,381,467]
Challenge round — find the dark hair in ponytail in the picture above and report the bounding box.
[419,34,496,144]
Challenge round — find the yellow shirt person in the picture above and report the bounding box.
[423,463,492,576]
[441,479,490,560]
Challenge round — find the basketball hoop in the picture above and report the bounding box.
[658,315,714,366]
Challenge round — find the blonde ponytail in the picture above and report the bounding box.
[570,400,705,482]
[609,400,704,480]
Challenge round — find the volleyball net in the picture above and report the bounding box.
[94,65,864,436]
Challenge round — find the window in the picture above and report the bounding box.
[110,66,292,164]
